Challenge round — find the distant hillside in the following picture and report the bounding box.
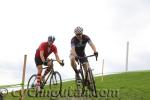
[4,70,150,100]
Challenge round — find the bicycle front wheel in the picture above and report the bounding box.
[49,71,62,96]
[75,70,85,96]
[88,68,97,97]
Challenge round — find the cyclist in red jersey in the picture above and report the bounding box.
[35,35,64,91]
[70,26,98,85]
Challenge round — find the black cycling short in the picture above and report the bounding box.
[77,53,88,64]
[35,56,43,66]
[77,52,88,64]
[78,57,88,64]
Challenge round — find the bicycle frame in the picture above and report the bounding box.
[42,59,58,84]
[77,54,97,80]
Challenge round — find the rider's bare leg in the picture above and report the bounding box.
[36,65,43,85]
[70,56,78,74]
[83,62,90,81]
[43,61,53,78]
[70,56,81,80]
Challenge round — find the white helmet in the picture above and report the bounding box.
[74,26,83,34]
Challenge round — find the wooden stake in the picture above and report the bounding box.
[20,55,27,100]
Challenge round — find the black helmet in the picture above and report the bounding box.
[48,36,55,42]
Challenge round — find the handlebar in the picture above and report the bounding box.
[76,54,98,65]
[48,59,64,62]
[49,59,57,62]
[43,59,64,69]
[78,54,98,61]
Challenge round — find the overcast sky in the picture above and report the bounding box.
[0,0,150,85]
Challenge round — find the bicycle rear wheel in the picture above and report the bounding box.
[87,68,97,97]
[49,71,62,96]
[27,74,37,90]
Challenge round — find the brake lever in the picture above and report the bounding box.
[62,60,64,63]
[95,55,98,61]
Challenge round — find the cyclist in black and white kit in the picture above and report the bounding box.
[70,26,98,85]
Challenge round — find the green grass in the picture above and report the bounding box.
[3,71,150,100]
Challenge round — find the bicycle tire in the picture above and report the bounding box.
[49,71,62,96]
[88,68,97,97]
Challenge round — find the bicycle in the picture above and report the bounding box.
[75,54,98,96]
[27,59,63,95]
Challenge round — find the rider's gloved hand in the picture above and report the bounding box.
[94,52,98,57]
[43,60,48,66]
[59,61,64,66]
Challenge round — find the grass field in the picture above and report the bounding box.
[3,71,150,100]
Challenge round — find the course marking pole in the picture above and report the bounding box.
[101,59,104,82]
[20,55,27,100]
[126,41,129,72]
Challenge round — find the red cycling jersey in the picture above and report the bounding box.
[35,42,57,59]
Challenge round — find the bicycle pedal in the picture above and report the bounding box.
[77,83,81,86]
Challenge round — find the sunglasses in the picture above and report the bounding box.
[76,34,82,36]
[48,41,54,44]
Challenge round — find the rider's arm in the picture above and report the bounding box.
[53,45,62,63]
[55,53,64,66]
[89,42,97,53]
[71,38,77,57]
[40,50,45,62]
[39,42,46,62]
[87,36,97,53]
[71,47,77,57]
[55,53,61,63]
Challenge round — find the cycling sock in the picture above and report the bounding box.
[36,73,41,85]
[73,68,78,74]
